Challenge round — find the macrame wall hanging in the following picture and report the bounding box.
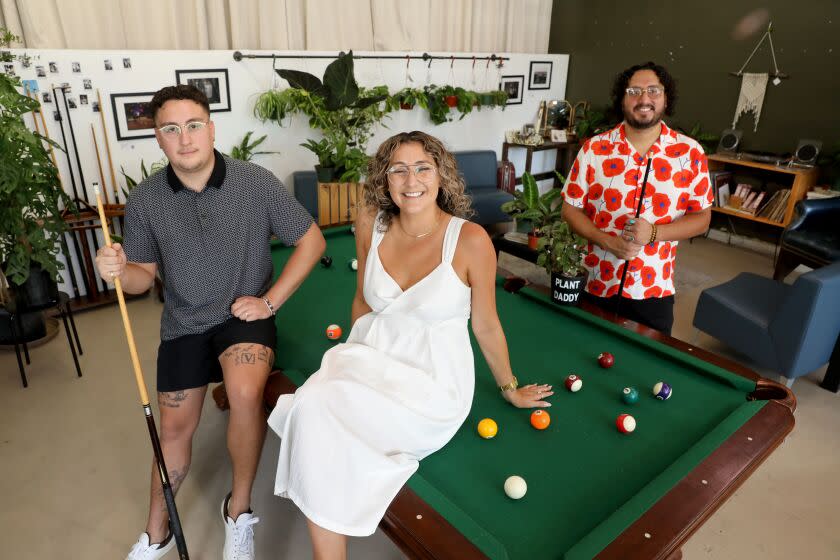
[730,22,788,132]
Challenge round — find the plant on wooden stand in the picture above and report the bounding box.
[500,172,562,249]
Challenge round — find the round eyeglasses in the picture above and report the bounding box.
[386,164,437,185]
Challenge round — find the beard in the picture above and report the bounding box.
[624,102,664,130]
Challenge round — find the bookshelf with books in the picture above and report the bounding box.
[707,154,819,227]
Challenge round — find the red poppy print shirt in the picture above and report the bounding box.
[561,122,712,299]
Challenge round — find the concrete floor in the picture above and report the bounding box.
[1,236,838,559]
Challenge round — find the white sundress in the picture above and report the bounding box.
[267,214,474,536]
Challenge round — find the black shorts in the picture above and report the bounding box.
[156,317,276,392]
[582,292,675,336]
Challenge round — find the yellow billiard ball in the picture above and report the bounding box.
[477,418,498,439]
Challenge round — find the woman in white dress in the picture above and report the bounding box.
[268,131,554,559]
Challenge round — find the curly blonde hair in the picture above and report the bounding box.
[364,131,474,230]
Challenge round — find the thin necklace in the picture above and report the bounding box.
[398,210,441,239]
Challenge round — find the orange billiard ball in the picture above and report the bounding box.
[530,409,551,430]
[326,324,342,340]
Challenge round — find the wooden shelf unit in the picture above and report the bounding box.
[708,154,819,227]
[501,141,579,188]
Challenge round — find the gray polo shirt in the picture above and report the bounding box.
[123,150,313,341]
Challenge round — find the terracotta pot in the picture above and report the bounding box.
[400,102,414,110]
[527,233,539,250]
[444,95,458,108]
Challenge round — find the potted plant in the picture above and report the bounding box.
[500,172,562,249]
[256,51,389,183]
[1,28,75,339]
[538,201,588,306]
[229,131,279,162]
[455,88,478,118]
[300,138,337,182]
[423,85,455,125]
[386,87,428,111]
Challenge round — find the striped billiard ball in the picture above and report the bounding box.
[564,374,583,392]
[652,381,672,400]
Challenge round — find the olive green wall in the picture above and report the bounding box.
[548,1,839,155]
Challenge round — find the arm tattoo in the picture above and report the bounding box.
[158,390,188,408]
[221,343,274,367]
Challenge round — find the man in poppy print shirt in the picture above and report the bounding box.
[561,62,712,334]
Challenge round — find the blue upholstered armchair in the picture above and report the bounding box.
[773,198,840,280]
[292,150,514,226]
[692,262,840,390]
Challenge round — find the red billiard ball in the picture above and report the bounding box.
[598,352,615,368]
[326,324,342,340]
[616,413,636,434]
[530,409,551,430]
[564,374,583,392]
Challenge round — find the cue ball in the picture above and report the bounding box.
[616,413,636,434]
[622,387,640,404]
[320,256,333,268]
[350,224,356,235]
[325,324,342,340]
[530,409,550,430]
[477,418,498,439]
[564,374,583,392]
[653,381,673,400]
[598,352,615,368]
[504,475,527,499]
[349,258,358,271]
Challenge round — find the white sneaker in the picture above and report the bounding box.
[126,532,175,559]
[222,494,260,560]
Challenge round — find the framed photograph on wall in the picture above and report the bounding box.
[110,92,157,140]
[528,61,553,90]
[175,68,231,112]
[500,75,524,105]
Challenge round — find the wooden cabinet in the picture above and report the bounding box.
[708,154,819,228]
[501,141,579,188]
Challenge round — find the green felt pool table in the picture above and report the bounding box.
[263,226,795,560]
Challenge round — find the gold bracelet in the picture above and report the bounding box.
[649,224,658,244]
[499,376,519,393]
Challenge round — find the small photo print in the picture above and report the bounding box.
[3,63,14,76]
[42,92,52,103]
[123,57,132,69]
[53,110,61,121]
[67,97,77,109]
[83,78,92,89]
[92,101,100,112]
[49,62,58,73]
[36,65,46,77]
[104,59,113,71]
[71,62,81,73]
[80,94,88,105]
[20,55,31,69]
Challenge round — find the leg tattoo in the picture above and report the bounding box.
[157,466,189,512]
[222,344,274,367]
[158,390,188,408]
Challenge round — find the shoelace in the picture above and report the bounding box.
[230,516,260,558]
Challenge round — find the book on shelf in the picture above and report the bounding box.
[756,191,781,218]
[757,189,790,222]
[709,170,733,207]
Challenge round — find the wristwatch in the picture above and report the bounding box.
[499,376,519,393]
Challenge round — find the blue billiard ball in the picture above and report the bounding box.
[653,381,672,400]
[622,386,639,404]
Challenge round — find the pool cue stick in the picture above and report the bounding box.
[614,158,652,317]
[25,90,41,134]
[93,186,190,560]
[60,86,107,294]
[29,90,80,299]
[96,89,119,202]
[91,124,110,204]
[53,86,91,297]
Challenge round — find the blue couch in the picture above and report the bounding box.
[292,150,513,226]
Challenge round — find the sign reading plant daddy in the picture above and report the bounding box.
[552,273,584,306]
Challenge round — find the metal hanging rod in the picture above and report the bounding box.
[232,51,507,65]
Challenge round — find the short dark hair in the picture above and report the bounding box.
[611,61,677,117]
[149,85,210,122]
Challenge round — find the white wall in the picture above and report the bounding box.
[10,48,569,295]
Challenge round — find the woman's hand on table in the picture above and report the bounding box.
[503,383,553,408]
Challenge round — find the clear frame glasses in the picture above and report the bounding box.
[386,164,437,185]
[625,86,664,98]
[157,121,209,137]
